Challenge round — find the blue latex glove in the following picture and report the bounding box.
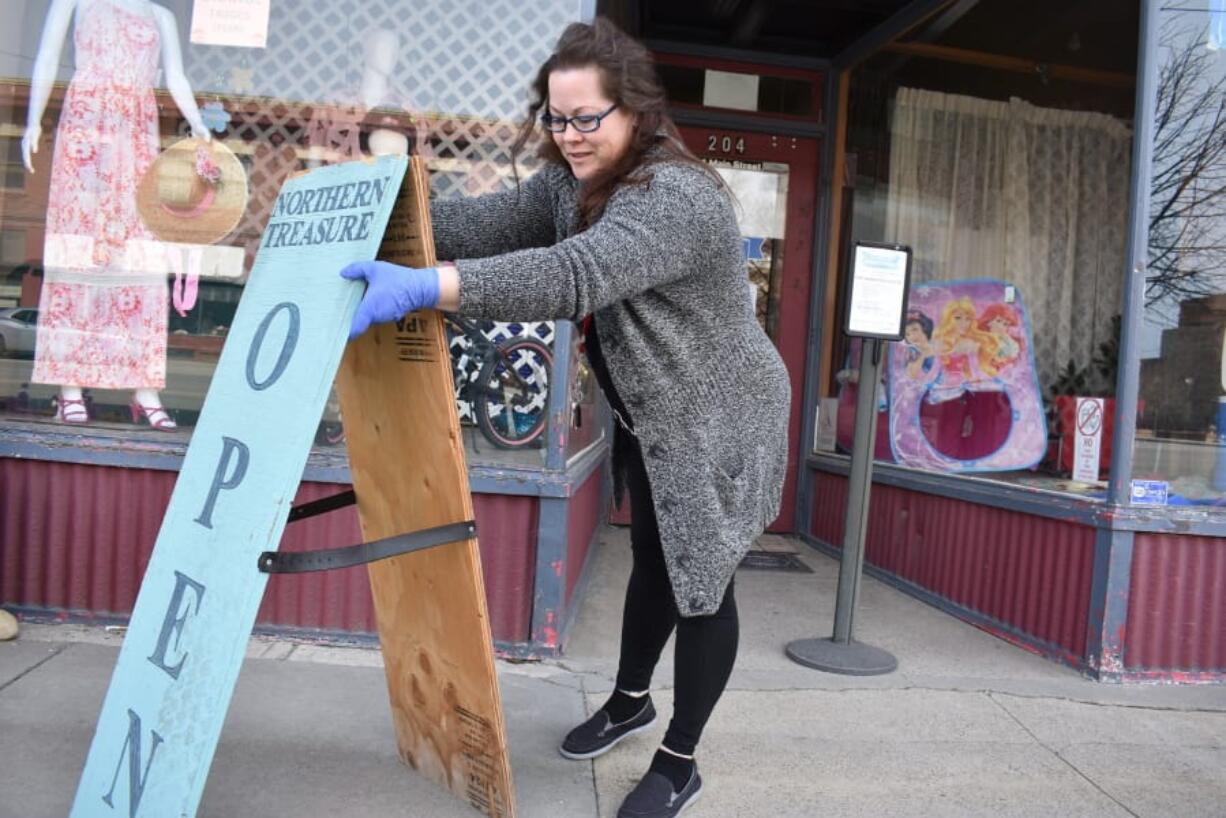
[340,260,440,340]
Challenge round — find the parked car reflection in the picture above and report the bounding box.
[0,307,38,358]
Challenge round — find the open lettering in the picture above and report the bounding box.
[71,155,407,818]
[101,710,163,818]
[107,299,300,810]
[146,571,206,681]
[246,302,300,391]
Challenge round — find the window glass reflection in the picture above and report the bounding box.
[0,0,585,471]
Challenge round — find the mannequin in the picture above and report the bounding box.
[361,30,414,157]
[305,29,421,167]
[303,29,416,446]
[22,0,210,429]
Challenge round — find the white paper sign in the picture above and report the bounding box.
[1072,397,1104,482]
[846,243,909,338]
[190,0,271,48]
[703,70,760,111]
[815,396,839,452]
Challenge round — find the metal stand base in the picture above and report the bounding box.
[785,638,898,676]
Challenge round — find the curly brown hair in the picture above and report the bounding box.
[511,17,725,228]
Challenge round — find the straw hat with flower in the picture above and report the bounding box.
[136,137,248,245]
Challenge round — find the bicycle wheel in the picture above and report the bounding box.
[474,337,553,449]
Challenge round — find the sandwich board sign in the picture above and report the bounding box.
[70,155,513,817]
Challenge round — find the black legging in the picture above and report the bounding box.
[613,435,739,757]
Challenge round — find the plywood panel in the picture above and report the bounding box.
[334,157,514,817]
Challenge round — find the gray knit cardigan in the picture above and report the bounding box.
[430,156,791,617]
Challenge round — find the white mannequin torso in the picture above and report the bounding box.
[23,0,208,175]
[87,0,156,16]
[77,0,163,39]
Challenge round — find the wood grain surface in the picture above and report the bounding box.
[334,157,515,817]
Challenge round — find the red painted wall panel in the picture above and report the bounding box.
[1127,533,1226,672]
[565,469,602,608]
[1,460,171,618]
[468,492,537,643]
[257,482,371,633]
[0,458,536,643]
[811,472,1095,660]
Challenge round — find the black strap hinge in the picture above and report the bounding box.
[259,520,476,574]
[286,490,357,524]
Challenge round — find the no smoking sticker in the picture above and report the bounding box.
[1077,399,1103,436]
[1072,398,1105,482]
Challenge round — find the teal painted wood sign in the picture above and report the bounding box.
[70,155,409,818]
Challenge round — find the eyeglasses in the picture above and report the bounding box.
[539,103,619,133]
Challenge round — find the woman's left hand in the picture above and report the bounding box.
[341,260,440,340]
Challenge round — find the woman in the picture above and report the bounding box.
[342,18,790,818]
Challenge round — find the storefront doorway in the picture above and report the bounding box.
[605,125,817,532]
[680,126,819,531]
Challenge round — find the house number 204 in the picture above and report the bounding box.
[707,134,746,155]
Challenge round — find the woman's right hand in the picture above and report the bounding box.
[21,124,41,173]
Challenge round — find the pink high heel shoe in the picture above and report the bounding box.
[129,401,177,431]
[53,396,89,424]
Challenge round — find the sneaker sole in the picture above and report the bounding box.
[558,714,658,760]
[677,781,702,816]
[615,777,703,818]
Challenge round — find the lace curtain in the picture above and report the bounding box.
[885,87,1132,390]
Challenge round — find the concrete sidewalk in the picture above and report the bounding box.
[3,524,1225,817]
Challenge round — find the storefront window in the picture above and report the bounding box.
[1133,2,1226,507]
[0,0,587,469]
[822,0,1139,497]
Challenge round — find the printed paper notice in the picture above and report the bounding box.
[191,0,271,48]
[814,396,839,452]
[846,244,910,338]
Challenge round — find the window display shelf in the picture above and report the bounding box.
[0,412,609,498]
[808,451,1226,536]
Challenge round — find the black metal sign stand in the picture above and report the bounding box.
[786,240,910,676]
[786,337,897,675]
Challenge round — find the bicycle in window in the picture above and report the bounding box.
[446,315,553,450]
[314,315,553,450]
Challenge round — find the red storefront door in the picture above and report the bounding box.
[678,126,819,531]
[611,127,818,531]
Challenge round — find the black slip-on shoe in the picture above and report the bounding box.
[616,768,703,818]
[559,698,657,760]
